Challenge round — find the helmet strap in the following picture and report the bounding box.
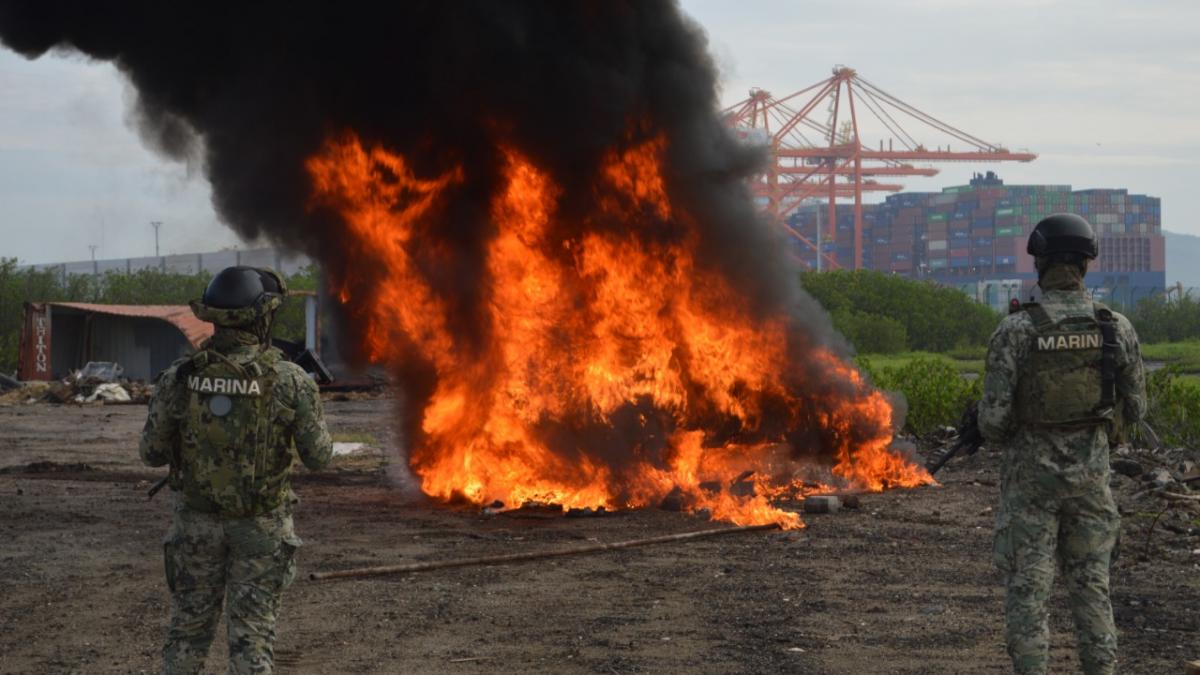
[255,308,276,346]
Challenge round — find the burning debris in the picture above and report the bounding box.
[0,2,931,527]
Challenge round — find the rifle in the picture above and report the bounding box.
[925,294,1008,475]
[925,401,983,475]
[148,475,169,500]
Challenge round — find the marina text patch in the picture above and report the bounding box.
[1035,333,1101,351]
[186,375,263,396]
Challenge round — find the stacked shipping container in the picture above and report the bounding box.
[787,172,1165,301]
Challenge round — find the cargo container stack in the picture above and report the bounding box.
[786,172,1165,307]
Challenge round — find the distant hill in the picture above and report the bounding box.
[1165,231,1200,289]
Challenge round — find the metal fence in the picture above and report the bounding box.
[953,281,1185,314]
[21,247,313,282]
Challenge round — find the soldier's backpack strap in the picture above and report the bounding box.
[246,348,283,515]
[1094,303,1118,412]
[1022,302,1054,332]
[173,349,209,383]
[161,350,212,493]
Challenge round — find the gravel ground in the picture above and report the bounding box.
[0,397,1196,674]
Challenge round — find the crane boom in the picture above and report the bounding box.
[726,66,1037,269]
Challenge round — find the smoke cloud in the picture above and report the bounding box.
[0,1,828,321]
[1,2,894,482]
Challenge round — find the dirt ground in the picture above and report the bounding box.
[1,397,1197,674]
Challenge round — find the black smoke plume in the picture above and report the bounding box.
[0,2,892,475]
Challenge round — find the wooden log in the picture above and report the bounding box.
[309,523,779,581]
[1161,491,1200,502]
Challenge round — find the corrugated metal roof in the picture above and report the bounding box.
[49,303,214,348]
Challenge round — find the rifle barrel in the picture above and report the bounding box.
[926,439,968,475]
[147,475,169,500]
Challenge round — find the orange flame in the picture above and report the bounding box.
[306,132,931,529]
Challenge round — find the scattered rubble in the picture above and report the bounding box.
[0,373,19,391]
[1107,444,1200,557]
[0,461,96,475]
[82,383,132,403]
[0,361,155,406]
[124,381,155,403]
[0,381,50,406]
[1110,457,1144,477]
[803,495,841,514]
[77,361,123,382]
[565,506,609,518]
[723,471,758,498]
[659,487,685,512]
[926,433,1200,556]
[67,361,140,404]
[496,501,563,519]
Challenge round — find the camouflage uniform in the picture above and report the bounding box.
[980,265,1146,675]
[141,307,332,674]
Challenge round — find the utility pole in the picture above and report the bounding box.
[151,221,162,257]
[89,245,98,261]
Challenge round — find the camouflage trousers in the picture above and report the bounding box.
[161,496,300,674]
[993,483,1120,675]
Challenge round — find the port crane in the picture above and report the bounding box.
[722,67,1036,269]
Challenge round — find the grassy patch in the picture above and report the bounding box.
[1141,341,1200,373]
[944,345,987,361]
[859,351,984,376]
[1145,367,1200,448]
[864,341,1200,377]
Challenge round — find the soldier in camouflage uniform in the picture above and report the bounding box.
[140,266,332,674]
[979,214,1146,675]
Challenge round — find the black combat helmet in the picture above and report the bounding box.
[202,266,285,309]
[1026,213,1098,259]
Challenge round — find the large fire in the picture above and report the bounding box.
[307,132,931,529]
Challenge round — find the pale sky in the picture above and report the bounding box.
[2,0,1198,265]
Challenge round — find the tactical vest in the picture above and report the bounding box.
[1014,301,1118,428]
[172,347,295,517]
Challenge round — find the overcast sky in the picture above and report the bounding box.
[2,0,1197,265]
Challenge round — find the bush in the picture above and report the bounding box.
[1145,367,1200,449]
[1128,291,1200,341]
[858,355,979,437]
[1130,294,1200,344]
[100,269,209,305]
[801,269,1000,352]
[831,309,908,354]
[273,265,319,346]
